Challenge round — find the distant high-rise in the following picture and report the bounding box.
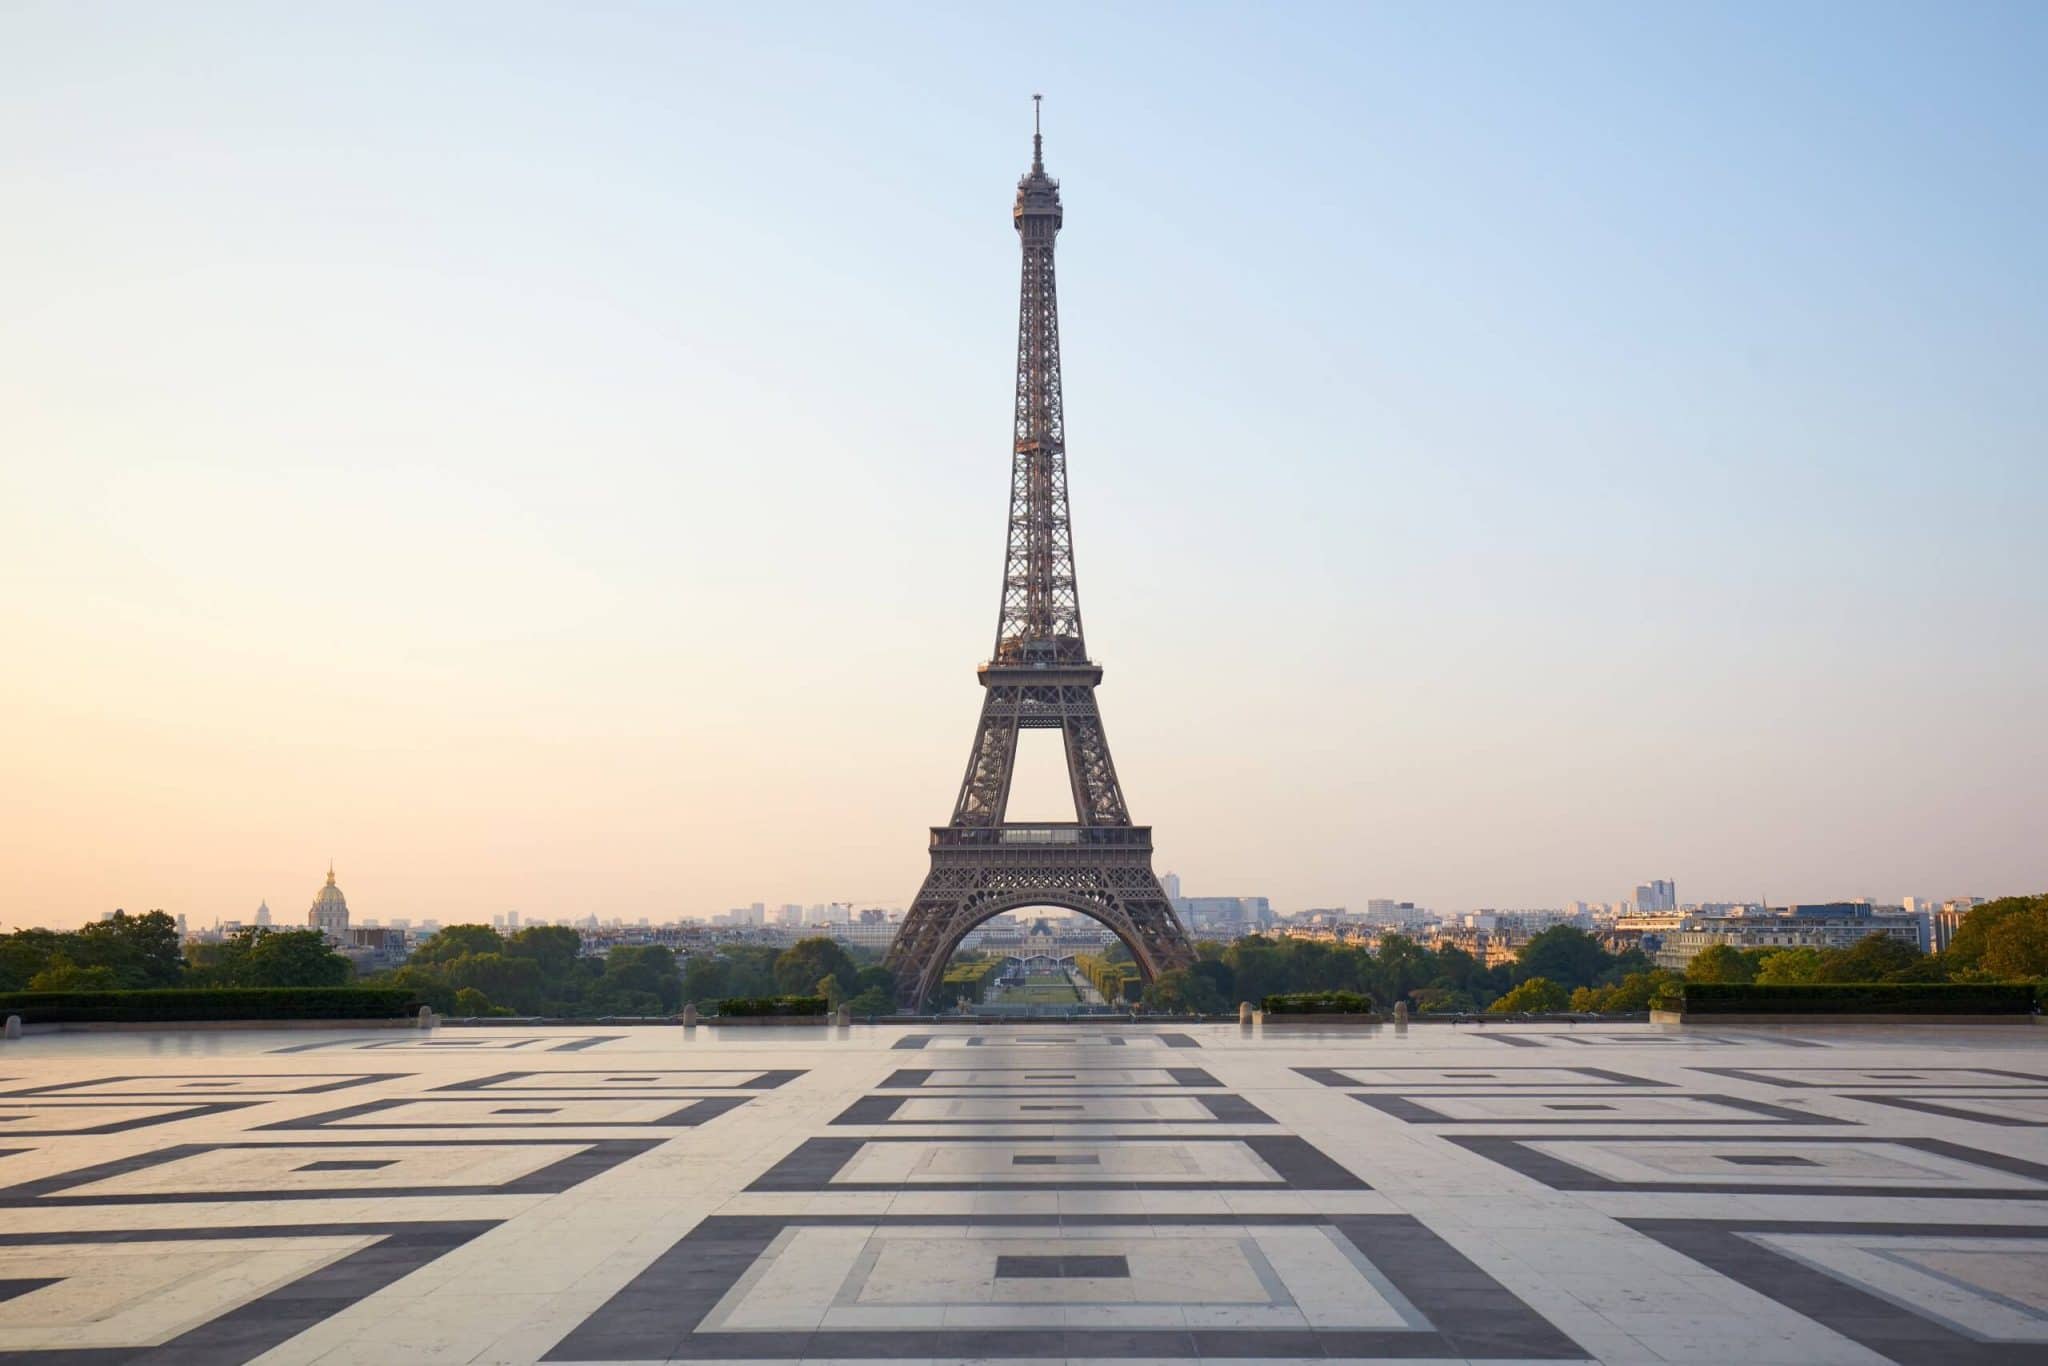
[1633,879,1676,912]
[307,864,350,941]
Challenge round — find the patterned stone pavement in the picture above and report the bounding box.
[0,1021,2044,1364]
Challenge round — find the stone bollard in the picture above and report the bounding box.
[835,1004,852,1027]
[4,1015,20,1040]
[416,1005,435,1030]
[681,1003,699,1027]
[1238,1002,1253,1025]
[1393,1001,1410,1029]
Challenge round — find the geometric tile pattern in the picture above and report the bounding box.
[829,1092,1273,1125]
[1846,1093,2048,1127]
[747,1134,1367,1192]
[1448,1133,2048,1198]
[1627,1219,2048,1365]
[891,1032,1201,1049]
[1297,1064,1667,1088]
[0,1073,403,1098]
[270,1035,626,1053]
[0,1100,255,1136]
[0,1221,491,1360]
[879,1066,1224,1088]
[1352,1090,1848,1125]
[542,1212,1582,1361]
[430,1069,805,1093]
[254,1095,755,1130]
[1694,1065,2048,1089]
[0,1022,2043,1364]
[0,1138,661,1206]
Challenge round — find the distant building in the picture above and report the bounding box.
[1652,903,1921,971]
[343,925,410,972]
[1634,880,1676,913]
[307,865,350,942]
[1178,895,1274,939]
[825,916,900,952]
[1929,898,1983,953]
[254,900,272,927]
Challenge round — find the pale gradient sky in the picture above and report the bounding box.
[3,3,2044,931]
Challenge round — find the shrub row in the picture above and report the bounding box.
[1260,990,1375,1015]
[0,988,418,1023]
[1075,953,1140,1005]
[940,957,1003,1001]
[715,995,827,1017]
[1672,983,2036,1015]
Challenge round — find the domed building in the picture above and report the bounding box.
[308,864,350,942]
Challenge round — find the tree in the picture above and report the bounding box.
[1943,894,2048,971]
[506,926,583,980]
[71,910,185,987]
[1754,948,1824,985]
[373,963,459,1012]
[1570,969,1680,1013]
[774,938,858,997]
[0,929,66,991]
[1815,933,1923,983]
[1513,927,1614,991]
[190,928,351,988]
[1981,905,2048,979]
[452,987,511,1017]
[1142,967,1228,1014]
[1685,944,1758,985]
[597,945,681,1012]
[445,953,544,1014]
[1488,977,1570,1014]
[409,924,505,968]
[680,953,730,1007]
[26,957,121,991]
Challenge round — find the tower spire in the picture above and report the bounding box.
[883,109,1196,1010]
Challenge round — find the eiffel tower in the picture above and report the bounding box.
[885,100,1197,1011]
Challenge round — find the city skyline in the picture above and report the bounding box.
[5,5,2046,930]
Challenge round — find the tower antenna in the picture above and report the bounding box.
[1032,93,1043,170]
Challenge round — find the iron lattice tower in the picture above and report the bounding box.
[885,101,1197,1011]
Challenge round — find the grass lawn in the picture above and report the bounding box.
[997,975,1082,1005]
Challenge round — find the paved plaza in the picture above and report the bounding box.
[0,1022,2044,1364]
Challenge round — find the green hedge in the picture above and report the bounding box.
[1261,990,1375,1015]
[715,995,827,1017]
[1676,983,2037,1016]
[0,988,418,1023]
[1076,953,1140,1005]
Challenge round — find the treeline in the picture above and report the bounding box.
[0,911,351,992]
[1139,893,2048,1016]
[368,929,897,1018]
[937,955,1002,1007]
[1075,953,1139,1004]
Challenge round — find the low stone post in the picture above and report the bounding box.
[835,1004,852,1027]
[1393,1001,1410,1029]
[681,1003,699,1027]
[1238,1002,1253,1025]
[3,1015,20,1040]
[416,1005,435,1030]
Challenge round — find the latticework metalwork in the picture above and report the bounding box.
[885,103,1196,1011]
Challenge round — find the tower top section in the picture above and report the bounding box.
[1014,94,1062,233]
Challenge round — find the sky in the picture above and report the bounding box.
[3,2,2045,931]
